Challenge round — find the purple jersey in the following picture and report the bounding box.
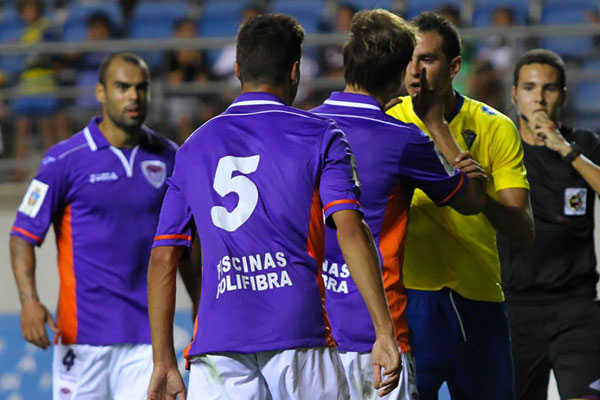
[312,92,466,352]
[11,117,177,345]
[153,92,361,356]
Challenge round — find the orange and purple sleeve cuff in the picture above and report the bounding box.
[11,226,43,245]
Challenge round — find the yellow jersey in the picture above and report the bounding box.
[386,93,529,302]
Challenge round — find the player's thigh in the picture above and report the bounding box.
[506,302,552,400]
[339,350,418,400]
[258,347,350,400]
[551,299,600,399]
[53,344,110,400]
[109,344,153,400]
[188,352,271,400]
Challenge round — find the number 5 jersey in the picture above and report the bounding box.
[153,92,362,357]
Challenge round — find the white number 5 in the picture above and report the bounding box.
[211,155,260,232]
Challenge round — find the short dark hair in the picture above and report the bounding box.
[87,12,112,30]
[98,52,149,85]
[412,11,461,61]
[343,9,416,94]
[513,48,566,89]
[236,13,304,86]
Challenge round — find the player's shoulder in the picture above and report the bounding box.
[386,95,413,118]
[462,96,515,130]
[43,130,90,163]
[140,126,179,158]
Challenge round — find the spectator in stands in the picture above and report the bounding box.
[11,0,65,181]
[164,17,215,142]
[478,7,520,72]
[319,3,356,78]
[501,48,600,400]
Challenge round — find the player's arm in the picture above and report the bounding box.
[147,245,186,400]
[483,188,534,247]
[10,236,58,349]
[332,209,400,397]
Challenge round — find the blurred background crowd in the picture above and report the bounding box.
[1,0,600,182]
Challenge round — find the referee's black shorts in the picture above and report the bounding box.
[506,296,600,400]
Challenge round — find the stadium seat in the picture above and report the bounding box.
[0,6,24,43]
[63,3,123,42]
[129,2,191,39]
[471,2,528,27]
[405,0,461,19]
[573,80,600,114]
[272,0,325,33]
[541,4,595,25]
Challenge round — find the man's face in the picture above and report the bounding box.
[405,31,457,97]
[97,59,149,133]
[512,63,565,123]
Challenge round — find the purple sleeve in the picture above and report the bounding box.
[153,178,194,248]
[319,124,362,227]
[400,136,467,206]
[11,155,67,246]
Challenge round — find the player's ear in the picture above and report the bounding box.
[290,60,300,85]
[448,55,462,79]
[95,82,106,104]
[234,61,241,81]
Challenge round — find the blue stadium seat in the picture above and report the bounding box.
[471,2,528,27]
[544,0,598,6]
[202,0,247,18]
[540,37,594,59]
[573,80,600,114]
[541,4,595,25]
[199,15,239,37]
[0,6,24,43]
[63,3,123,42]
[272,0,325,33]
[129,2,191,39]
[405,0,461,19]
[344,0,392,10]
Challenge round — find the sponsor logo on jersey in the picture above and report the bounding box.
[18,179,49,218]
[141,160,167,188]
[89,172,118,184]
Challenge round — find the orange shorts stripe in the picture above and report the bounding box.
[323,199,360,213]
[11,226,42,243]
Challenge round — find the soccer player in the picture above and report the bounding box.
[146,13,400,400]
[9,52,178,400]
[500,49,600,400]
[311,9,487,400]
[386,12,534,399]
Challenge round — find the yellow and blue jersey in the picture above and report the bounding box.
[387,93,529,302]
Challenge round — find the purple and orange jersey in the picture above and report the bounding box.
[11,117,177,345]
[311,92,466,353]
[152,92,361,356]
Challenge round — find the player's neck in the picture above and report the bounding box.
[241,83,290,105]
[98,116,141,149]
[443,89,457,122]
[343,85,385,108]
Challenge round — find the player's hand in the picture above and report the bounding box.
[371,334,401,397]
[527,111,570,154]
[412,68,450,127]
[147,364,186,400]
[454,152,487,183]
[20,299,58,349]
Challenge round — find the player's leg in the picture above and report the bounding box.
[405,289,454,400]
[506,301,551,400]
[446,293,515,400]
[108,344,153,400]
[550,297,600,400]
[339,350,418,400]
[187,352,271,400]
[258,347,350,400]
[52,344,110,400]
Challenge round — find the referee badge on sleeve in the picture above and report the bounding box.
[18,179,49,218]
[564,187,587,216]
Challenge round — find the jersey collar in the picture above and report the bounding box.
[324,92,382,111]
[84,116,156,152]
[228,92,287,109]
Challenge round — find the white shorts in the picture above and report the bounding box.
[53,343,153,400]
[188,347,350,400]
[339,350,419,400]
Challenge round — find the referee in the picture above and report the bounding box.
[500,48,600,400]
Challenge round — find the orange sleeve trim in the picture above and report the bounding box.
[154,234,192,242]
[440,173,465,205]
[12,226,42,243]
[323,199,360,213]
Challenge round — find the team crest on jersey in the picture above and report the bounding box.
[18,179,49,218]
[141,160,167,188]
[461,129,477,149]
[564,187,587,216]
